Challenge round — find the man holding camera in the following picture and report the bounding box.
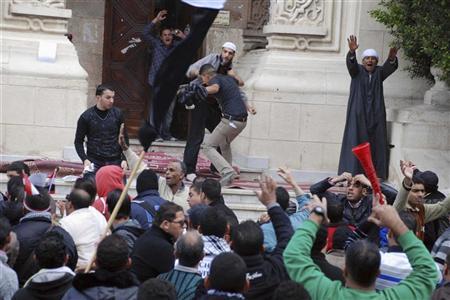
[143,9,185,141]
[197,64,251,186]
[182,42,255,182]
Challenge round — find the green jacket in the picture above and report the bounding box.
[283,220,437,300]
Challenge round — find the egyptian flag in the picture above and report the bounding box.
[23,174,40,196]
[138,0,225,151]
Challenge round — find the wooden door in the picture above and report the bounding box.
[103,0,194,137]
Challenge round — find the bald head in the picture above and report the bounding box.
[175,231,204,267]
[67,188,93,210]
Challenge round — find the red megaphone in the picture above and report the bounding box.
[352,142,384,205]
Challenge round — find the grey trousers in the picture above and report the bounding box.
[202,118,246,176]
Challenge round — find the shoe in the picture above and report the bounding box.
[169,137,179,141]
[219,172,237,187]
[186,173,197,182]
[155,137,164,142]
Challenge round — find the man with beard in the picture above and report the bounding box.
[338,35,398,180]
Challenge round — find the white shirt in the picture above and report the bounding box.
[59,206,107,268]
[158,177,189,212]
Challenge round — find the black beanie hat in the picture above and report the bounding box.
[136,169,158,194]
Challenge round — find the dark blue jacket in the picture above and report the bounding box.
[130,190,168,230]
[241,205,294,300]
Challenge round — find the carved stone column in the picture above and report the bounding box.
[0,0,88,158]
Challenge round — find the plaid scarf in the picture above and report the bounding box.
[202,235,230,256]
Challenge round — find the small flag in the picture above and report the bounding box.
[23,174,40,196]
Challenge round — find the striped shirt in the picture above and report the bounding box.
[431,227,450,272]
[158,265,202,300]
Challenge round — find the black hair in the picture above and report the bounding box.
[276,187,290,211]
[0,217,12,248]
[96,235,129,272]
[35,231,67,269]
[199,207,227,238]
[176,231,204,268]
[272,280,311,300]
[136,169,158,194]
[6,160,30,176]
[25,193,51,211]
[209,252,247,293]
[199,63,216,76]
[95,83,115,96]
[159,26,173,36]
[137,278,177,300]
[231,220,263,256]
[7,176,25,202]
[201,179,221,202]
[154,202,183,226]
[187,204,209,229]
[190,180,203,194]
[332,226,353,250]
[67,189,93,209]
[345,240,381,287]
[74,177,97,202]
[106,189,131,219]
[311,225,328,254]
[326,194,344,224]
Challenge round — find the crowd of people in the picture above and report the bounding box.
[0,157,449,300]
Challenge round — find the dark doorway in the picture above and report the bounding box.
[102,0,195,138]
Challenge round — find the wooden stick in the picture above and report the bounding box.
[84,151,146,273]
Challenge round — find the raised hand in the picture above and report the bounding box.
[331,172,352,185]
[277,167,294,185]
[400,160,414,179]
[388,47,398,61]
[255,174,277,207]
[353,174,371,187]
[347,35,359,53]
[153,10,168,23]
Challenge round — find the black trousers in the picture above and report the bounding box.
[183,99,222,174]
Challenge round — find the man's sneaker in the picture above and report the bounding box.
[186,173,197,182]
[155,137,164,142]
[169,137,179,141]
[219,172,237,187]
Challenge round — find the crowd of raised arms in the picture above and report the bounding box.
[1,157,449,300]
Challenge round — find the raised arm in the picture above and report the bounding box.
[393,160,414,211]
[284,196,342,299]
[424,195,450,223]
[309,172,352,195]
[118,128,148,175]
[255,175,294,257]
[381,47,398,81]
[370,206,438,299]
[346,35,360,78]
[142,10,167,45]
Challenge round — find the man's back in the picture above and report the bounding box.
[158,267,202,300]
[131,189,167,230]
[59,207,107,268]
[209,74,247,117]
[131,225,175,282]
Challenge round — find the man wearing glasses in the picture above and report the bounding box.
[131,202,185,282]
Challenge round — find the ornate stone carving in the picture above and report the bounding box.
[1,0,71,34]
[13,0,65,9]
[275,0,324,26]
[264,0,343,52]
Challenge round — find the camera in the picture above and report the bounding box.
[178,83,208,108]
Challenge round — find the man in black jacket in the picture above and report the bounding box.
[201,179,238,227]
[309,172,374,228]
[74,83,128,178]
[230,175,294,300]
[13,193,77,286]
[13,232,74,300]
[131,202,185,282]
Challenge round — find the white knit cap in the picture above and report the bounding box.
[362,49,379,60]
[222,42,237,53]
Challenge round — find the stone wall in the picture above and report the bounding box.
[0,0,88,159]
[66,0,106,106]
